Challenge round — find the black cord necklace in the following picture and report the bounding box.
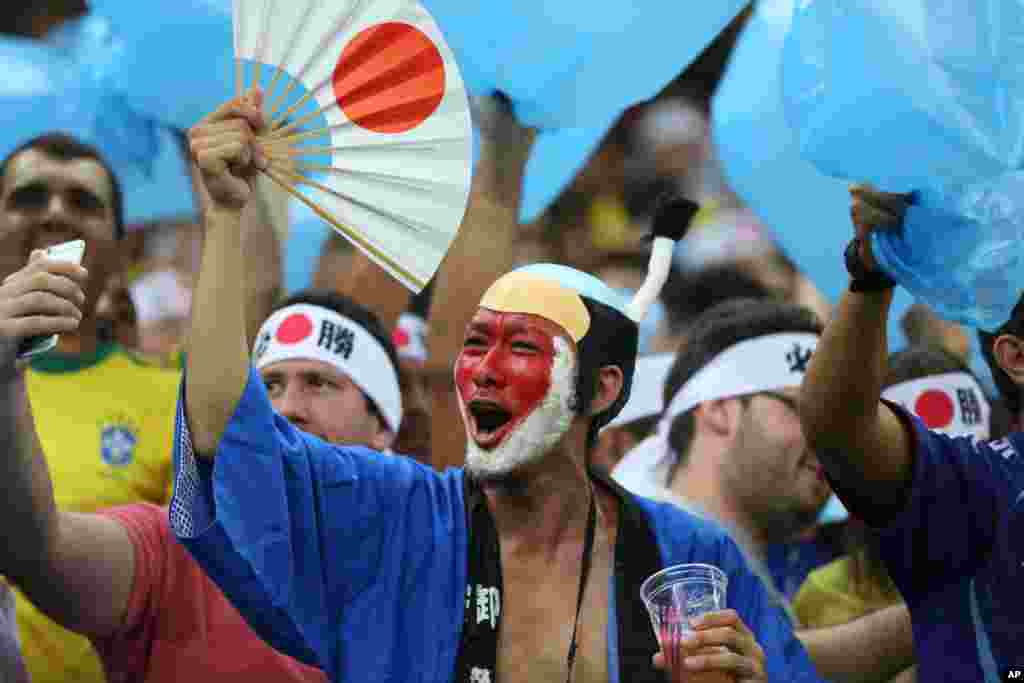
[565,492,598,683]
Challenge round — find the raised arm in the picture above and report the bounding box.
[798,186,915,524]
[184,91,267,456]
[426,95,534,469]
[191,157,283,350]
[0,254,134,640]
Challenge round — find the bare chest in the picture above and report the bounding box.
[495,553,613,683]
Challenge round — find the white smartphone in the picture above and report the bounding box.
[16,239,87,361]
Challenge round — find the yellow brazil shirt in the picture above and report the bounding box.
[793,556,903,629]
[16,342,181,683]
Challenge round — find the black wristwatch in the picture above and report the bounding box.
[845,237,896,293]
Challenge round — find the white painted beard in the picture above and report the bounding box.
[463,337,576,480]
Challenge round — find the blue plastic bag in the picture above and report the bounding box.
[88,0,235,131]
[781,0,1024,330]
[713,0,915,348]
[0,17,195,225]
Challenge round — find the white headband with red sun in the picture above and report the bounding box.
[882,372,990,441]
[253,304,403,433]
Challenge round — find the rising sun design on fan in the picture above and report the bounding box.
[233,0,473,292]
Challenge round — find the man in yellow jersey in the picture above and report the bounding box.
[0,133,182,682]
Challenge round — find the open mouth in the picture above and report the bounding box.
[468,400,514,447]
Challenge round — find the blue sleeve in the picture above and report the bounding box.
[168,365,436,676]
[870,403,1005,604]
[718,538,826,683]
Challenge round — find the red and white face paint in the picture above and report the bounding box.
[456,310,577,479]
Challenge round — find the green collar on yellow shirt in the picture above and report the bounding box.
[29,342,118,374]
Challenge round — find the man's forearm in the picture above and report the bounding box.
[799,285,915,520]
[798,604,915,683]
[186,207,252,456]
[0,370,58,582]
[801,288,892,446]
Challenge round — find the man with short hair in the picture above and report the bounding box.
[612,298,918,682]
[800,184,1024,680]
[254,289,403,451]
[0,132,183,682]
[0,129,289,681]
[612,298,836,620]
[166,89,833,683]
[0,272,404,680]
[614,298,831,554]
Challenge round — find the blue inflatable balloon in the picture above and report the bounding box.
[712,0,914,349]
[420,1,748,131]
[89,0,235,131]
[0,18,195,226]
[781,0,1024,330]
[418,0,751,221]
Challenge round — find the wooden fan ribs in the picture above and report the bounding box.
[263,165,425,290]
[262,0,320,119]
[266,0,374,128]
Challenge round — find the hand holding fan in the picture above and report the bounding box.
[233,0,473,292]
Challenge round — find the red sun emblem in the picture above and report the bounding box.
[333,22,446,134]
[392,327,411,349]
[914,389,955,429]
[276,313,314,344]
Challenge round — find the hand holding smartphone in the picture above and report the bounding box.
[16,240,86,361]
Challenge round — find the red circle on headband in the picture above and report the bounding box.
[393,327,410,349]
[276,313,314,345]
[914,389,955,429]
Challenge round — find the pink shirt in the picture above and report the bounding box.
[93,504,327,683]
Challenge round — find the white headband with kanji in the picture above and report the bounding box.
[253,304,403,433]
[614,332,818,492]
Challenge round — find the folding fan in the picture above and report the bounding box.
[232,0,473,292]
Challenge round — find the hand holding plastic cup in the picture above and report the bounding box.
[641,563,733,682]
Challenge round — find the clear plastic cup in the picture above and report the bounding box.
[641,563,729,681]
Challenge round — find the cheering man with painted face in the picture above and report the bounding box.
[170,91,824,683]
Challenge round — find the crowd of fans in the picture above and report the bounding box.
[0,3,1018,683]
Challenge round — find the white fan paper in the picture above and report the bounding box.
[234,0,473,292]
